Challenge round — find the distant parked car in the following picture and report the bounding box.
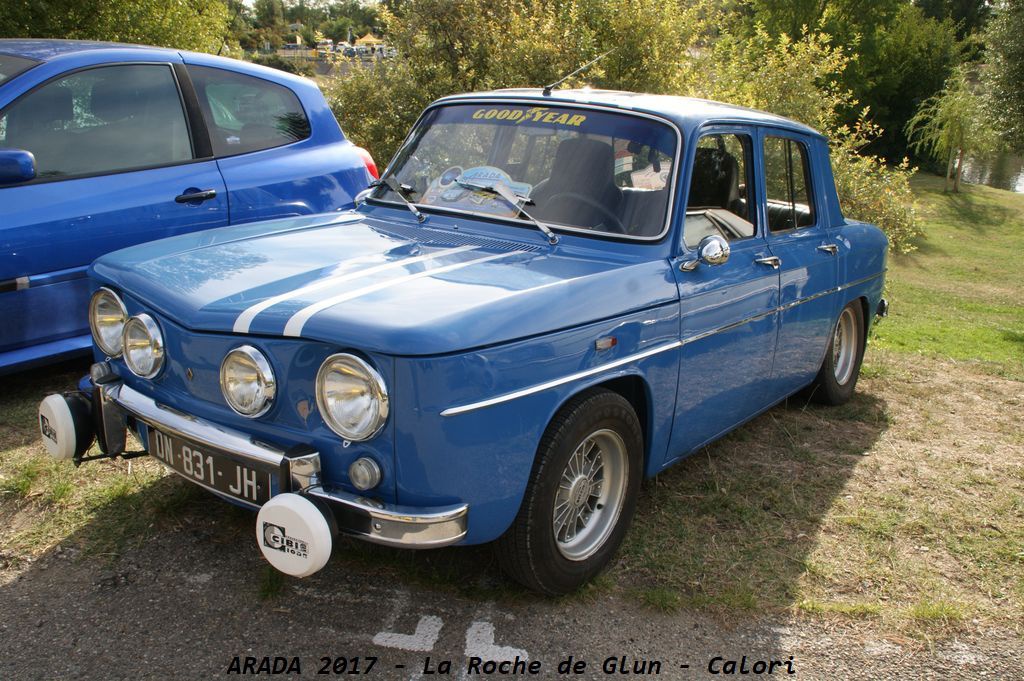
[0,40,377,374]
[38,88,889,595]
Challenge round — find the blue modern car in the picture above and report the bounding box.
[38,89,888,594]
[0,40,376,374]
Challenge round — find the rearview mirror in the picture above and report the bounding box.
[0,149,36,185]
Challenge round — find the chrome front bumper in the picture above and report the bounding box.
[94,377,468,548]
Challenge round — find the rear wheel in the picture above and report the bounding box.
[495,389,642,595]
[809,301,865,405]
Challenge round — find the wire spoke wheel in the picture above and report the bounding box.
[551,428,627,561]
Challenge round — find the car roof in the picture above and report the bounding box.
[435,88,824,138]
[0,39,181,62]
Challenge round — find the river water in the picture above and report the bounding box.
[959,152,1024,193]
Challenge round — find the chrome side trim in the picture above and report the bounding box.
[16,276,29,291]
[440,340,683,416]
[838,270,885,292]
[284,249,528,337]
[779,286,835,312]
[682,308,779,345]
[232,245,478,333]
[441,270,887,417]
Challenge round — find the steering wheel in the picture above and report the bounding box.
[544,192,627,234]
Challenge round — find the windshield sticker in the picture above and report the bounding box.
[471,107,587,127]
[420,166,533,218]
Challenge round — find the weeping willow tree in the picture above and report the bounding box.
[905,67,1000,192]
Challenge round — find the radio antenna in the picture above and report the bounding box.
[542,48,617,96]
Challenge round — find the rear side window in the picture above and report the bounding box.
[764,136,815,231]
[187,65,311,156]
[0,64,192,179]
[0,54,38,85]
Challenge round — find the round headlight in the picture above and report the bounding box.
[88,287,127,357]
[316,353,388,441]
[220,345,276,418]
[122,314,164,378]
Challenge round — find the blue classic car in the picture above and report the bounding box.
[38,89,888,594]
[0,40,376,374]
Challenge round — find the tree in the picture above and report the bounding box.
[324,0,920,253]
[0,0,230,53]
[984,1,1024,148]
[254,0,286,29]
[915,0,990,39]
[741,1,963,160]
[861,5,962,158]
[906,68,1000,191]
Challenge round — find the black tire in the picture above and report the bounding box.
[809,300,865,406]
[495,388,643,595]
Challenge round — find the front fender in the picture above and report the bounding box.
[393,303,680,544]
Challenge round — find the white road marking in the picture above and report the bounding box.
[463,620,529,661]
[372,615,444,652]
[283,250,526,337]
[232,246,477,333]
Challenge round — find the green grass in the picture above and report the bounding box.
[875,174,1024,379]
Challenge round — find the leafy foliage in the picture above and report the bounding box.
[984,0,1024,148]
[326,0,919,252]
[0,0,230,53]
[740,1,965,160]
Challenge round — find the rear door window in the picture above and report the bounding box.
[763,136,816,231]
[187,65,311,156]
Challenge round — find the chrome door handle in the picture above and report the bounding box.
[817,243,839,255]
[755,256,781,269]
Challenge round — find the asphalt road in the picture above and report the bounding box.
[1,504,1019,681]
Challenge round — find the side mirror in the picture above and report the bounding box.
[698,234,730,266]
[680,234,731,272]
[0,149,37,185]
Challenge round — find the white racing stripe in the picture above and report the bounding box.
[232,245,477,333]
[283,250,527,337]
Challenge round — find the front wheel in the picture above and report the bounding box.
[809,301,865,405]
[495,389,642,595]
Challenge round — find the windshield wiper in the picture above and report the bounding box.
[454,177,558,245]
[372,176,425,223]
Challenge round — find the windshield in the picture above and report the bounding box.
[0,54,39,86]
[372,103,678,239]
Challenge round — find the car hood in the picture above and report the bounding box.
[91,211,677,356]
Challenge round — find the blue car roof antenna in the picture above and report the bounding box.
[542,48,616,96]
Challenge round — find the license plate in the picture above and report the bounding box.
[148,428,277,506]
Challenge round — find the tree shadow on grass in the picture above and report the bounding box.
[620,390,890,612]
[942,190,1019,234]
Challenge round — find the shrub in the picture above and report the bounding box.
[250,54,315,78]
